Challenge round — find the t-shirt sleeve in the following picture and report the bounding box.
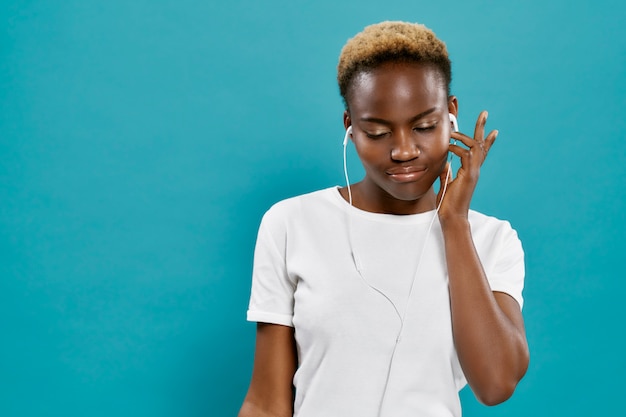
[246,206,296,327]
[486,221,525,310]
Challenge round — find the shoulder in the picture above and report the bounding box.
[261,187,340,225]
[467,210,523,253]
[257,187,342,237]
[468,210,518,235]
[255,187,342,252]
[468,211,525,308]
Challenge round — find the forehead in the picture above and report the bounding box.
[348,62,448,116]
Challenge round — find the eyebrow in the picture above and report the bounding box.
[359,107,439,125]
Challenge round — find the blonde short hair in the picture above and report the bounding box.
[337,21,451,109]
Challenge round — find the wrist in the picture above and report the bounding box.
[439,215,471,232]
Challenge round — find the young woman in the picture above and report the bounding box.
[239,21,529,417]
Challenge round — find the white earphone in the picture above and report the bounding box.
[341,112,460,416]
[342,126,353,205]
[449,112,458,133]
[343,113,459,416]
[343,125,352,146]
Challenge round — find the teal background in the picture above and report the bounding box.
[1,0,624,416]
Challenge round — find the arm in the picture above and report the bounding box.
[238,323,298,417]
[437,111,529,405]
[441,218,529,405]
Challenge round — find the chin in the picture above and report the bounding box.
[383,182,434,202]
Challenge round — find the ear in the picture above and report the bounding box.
[343,110,351,131]
[447,96,458,118]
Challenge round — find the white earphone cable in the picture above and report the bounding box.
[342,127,353,206]
[342,118,457,416]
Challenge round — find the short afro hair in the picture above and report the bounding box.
[337,21,452,109]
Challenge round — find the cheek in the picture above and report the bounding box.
[353,141,386,166]
[422,134,449,158]
[435,140,450,158]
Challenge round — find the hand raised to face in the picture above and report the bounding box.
[436,110,498,222]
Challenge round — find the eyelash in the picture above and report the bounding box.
[366,125,437,139]
[366,132,388,139]
[414,124,437,132]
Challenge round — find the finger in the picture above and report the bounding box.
[483,129,498,156]
[474,110,488,143]
[450,131,475,148]
[448,143,472,171]
[448,143,469,158]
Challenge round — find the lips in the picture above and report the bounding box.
[386,166,428,183]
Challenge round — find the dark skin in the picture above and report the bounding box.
[238,324,297,417]
[239,61,529,416]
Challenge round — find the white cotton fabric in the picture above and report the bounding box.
[247,187,525,417]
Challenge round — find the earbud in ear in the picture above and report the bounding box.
[343,126,352,146]
[449,113,459,133]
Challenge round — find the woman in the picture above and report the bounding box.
[239,21,529,417]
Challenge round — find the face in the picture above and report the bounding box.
[344,61,457,214]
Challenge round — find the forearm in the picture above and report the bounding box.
[238,399,293,417]
[441,217,529,405]
[238,323,296,417]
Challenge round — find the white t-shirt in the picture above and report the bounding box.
[247,187,525,417]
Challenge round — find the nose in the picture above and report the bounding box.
[390,129,420,162]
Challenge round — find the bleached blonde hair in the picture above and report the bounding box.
[337,21,451,109]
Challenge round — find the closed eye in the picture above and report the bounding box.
[414,125,437,132]
[365,132,389,139]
